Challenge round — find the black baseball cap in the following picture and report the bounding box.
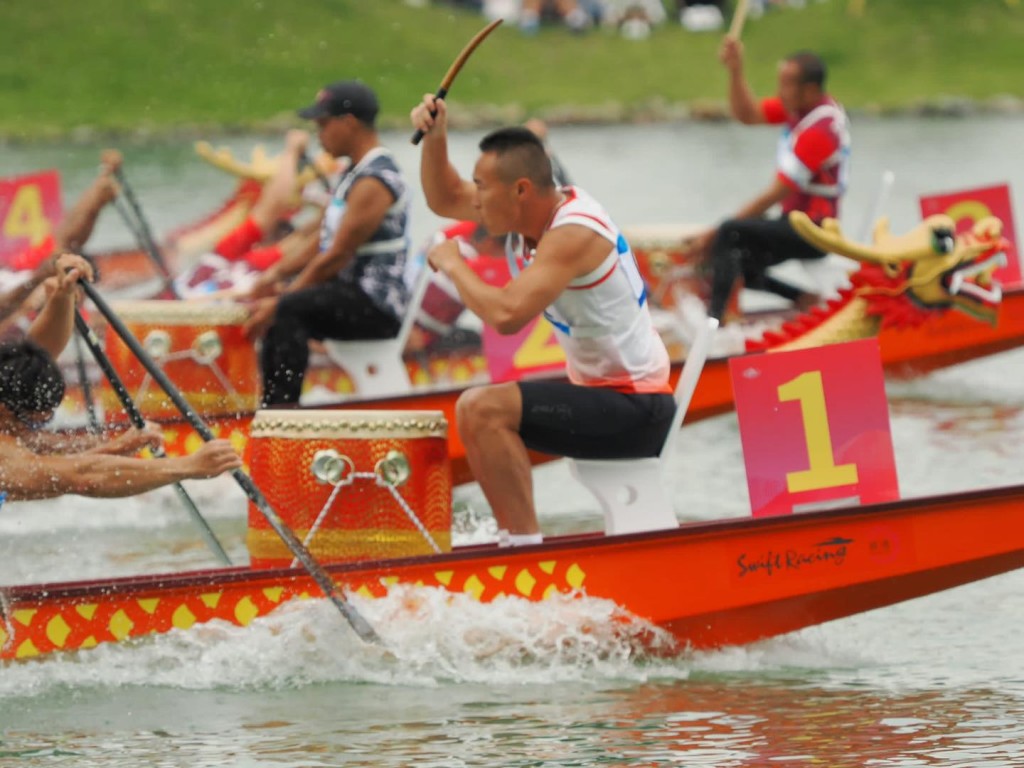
[297,80,379,124]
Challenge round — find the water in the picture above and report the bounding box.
[2,117,1023,766]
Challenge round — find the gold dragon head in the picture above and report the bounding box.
[790,211,1010,324]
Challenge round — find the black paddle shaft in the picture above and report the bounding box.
[73,311,232,566]
[80,281,382,645]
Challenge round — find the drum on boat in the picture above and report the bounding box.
[245,409,452,569]
[100,300,260,421]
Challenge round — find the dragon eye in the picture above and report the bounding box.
[931,227,955,254]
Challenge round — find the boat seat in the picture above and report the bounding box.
[321,264,432,397]
[568,316,716,535]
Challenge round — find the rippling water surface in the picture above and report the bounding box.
[2,118,1023,766]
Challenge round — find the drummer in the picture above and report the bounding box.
[688,41,851,322]
[410,96,674,547]
[0,340,241,501]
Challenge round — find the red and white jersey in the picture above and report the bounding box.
[763,96,851,222]
[507,187,671,394]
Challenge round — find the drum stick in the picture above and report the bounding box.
[728,0,750,39]
[411,19,503,145]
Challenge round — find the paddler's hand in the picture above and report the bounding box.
[686,229,717,266]
[410,94,448,140]
[182,439,243,479]
[719,36,744,73]
[285,129,310,158]
[426,239,461,276]
[43,253,95,304]
[90,421,166,456]
[243,296,280,340]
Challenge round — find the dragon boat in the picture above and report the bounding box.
[4,400,1023,662]
[90,211,1021,486]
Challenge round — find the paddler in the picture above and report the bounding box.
[0,340,241,501]
[410,96,674,547]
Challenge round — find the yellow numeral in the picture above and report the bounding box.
[513,320,565,369]
[3,184,51,246]
[778,370,858,493]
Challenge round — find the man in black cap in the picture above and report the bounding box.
[0,340,242,501]
[244,80,411,406]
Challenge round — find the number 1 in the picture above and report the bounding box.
[778,370,858,493]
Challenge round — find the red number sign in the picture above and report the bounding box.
[728,338,900,518]
[919,183,1020,287]
[482,317,566,383]
[0,170,63,269]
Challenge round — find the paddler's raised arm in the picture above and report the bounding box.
[410,94,479,221]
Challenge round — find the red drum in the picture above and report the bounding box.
[245,409,452,569]
[100,300,259,422]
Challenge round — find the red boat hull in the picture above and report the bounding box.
[3,483,1022,661]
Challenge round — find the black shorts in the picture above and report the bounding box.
[518,381,676,460]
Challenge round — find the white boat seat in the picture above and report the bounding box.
[321,264,432,397]
[568,316,716,535]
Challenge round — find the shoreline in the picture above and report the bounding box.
[3,95,1023,147]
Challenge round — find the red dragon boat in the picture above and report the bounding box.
[3,480,1022,662]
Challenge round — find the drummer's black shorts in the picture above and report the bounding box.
[517,381,676,460]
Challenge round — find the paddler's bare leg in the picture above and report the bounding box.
[456,382,540,537]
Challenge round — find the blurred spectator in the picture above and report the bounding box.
[677,0,725,31]
[519,0,592,34]
[601,0,667,38]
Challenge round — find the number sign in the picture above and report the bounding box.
[728,338,900,517]
[919,183,1020,287]
[0,171,63,268]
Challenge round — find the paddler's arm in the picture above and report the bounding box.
[0,438,241,501]
[283,176,394,292]
[410,95,478,221]
[427,225,601,334]
[26,253,95,360]
[730,176,791,220]
[719,37,764,125]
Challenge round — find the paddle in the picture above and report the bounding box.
[410,18,503,145]
[299,152,332,193]
[72,310,232,566]
[79,280,382,644]
[111,168,180,298]
[70,329,102,434]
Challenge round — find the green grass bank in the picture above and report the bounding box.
[2,0,1022,141]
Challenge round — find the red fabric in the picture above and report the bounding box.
[244,244,283,271]
[213,216,264,262]
[792,116,840,174]
[760,97,787,124]
[9,235,56,272]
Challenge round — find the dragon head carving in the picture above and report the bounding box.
[790,211,1010,325]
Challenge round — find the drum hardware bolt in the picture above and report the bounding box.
[143,330,172,359]
[375,449,411,487]
[192,330,223,363]
[310,449,354,486]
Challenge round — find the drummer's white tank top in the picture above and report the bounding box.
[507,187,670,393]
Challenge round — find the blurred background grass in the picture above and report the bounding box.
[1,0,1021,140]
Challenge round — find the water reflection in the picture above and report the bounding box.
[2,678,1022,766]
